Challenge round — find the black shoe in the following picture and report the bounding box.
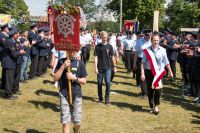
[149,108,154,114]
[154,111,159,115]
[98,100,103,104]
[105,100,110,105]
[13,91,22,95]
[5,95,18,100]
[20,80,27,83]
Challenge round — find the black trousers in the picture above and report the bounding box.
[136,57,142,86]
[136,57,147,95]
[29,55,38,78]
[169,60,176,79]
[86,45,91,62]
[43,56,48,74]
[145,70,161,108]
[124,51,132,72]
[3,68,15,97]
[192,74,200,97]
[81,47,88,65]
[37,56,45,76]
[13,64,21,93]
[1,68,5,90]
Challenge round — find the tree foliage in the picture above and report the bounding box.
[88,21,120,32]
[165,0,200,30]
[0,0,29,19]
[107,0,166,30]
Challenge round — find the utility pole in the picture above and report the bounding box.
[120,0,122,32]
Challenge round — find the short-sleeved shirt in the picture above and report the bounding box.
[55,59,87,98]
[122,38,136,51]
[135,38,151,58]
[94,43,114,69]
[142,46,169,70]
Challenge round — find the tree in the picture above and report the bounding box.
[165,0,200,30]
[107,0,166,30]
[0,0,29,19]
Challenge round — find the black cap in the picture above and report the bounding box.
[0,23,8,30]
[80,27,85,31]
[142,29,152,35]
[153,31,159,34]
[158,32,164,37]
[43,27,49,32]
[38,27,44,33]
[166,28,172,33]
[9,25,18,31]
[8,27,18,36]
[198,28,200,34]
[126,30,132,35]
[184,31,193,36]
[171,31,178,36]
[30,23,37,29]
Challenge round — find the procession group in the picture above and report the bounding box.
[0,23,200,133]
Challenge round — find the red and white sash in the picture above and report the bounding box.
[143,48,166,89]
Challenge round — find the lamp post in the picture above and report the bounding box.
[120,0,122,32]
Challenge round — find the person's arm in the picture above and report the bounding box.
[141,63,145,81]
[53,60,70,81]
[112,56,117,72]
[95,56,98,74]
[166,64,173,78]
[66,73,87,85]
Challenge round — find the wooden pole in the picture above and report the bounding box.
[66,51,72,105]
[153,11,159,32]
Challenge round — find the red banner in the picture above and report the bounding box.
[124,20,134,32]
[52,12,80,52]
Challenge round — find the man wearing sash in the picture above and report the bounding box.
[141,33,173,115]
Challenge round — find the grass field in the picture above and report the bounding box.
[0,50,199,133]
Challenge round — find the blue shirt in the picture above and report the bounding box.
[135,38,151,58]
[142,46,169,70]
[122,38,136,51]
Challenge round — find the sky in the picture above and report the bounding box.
[25,0,171,16]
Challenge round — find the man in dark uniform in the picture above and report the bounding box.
[0,23,9,90]
[37,27,48,76]
[28,24,38,79]
[165,31,179,81]
[2,28,25,99]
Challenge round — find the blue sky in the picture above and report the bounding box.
[25,0,171,16]
[25,0,100,16]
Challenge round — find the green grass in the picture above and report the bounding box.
[0,50,199,133]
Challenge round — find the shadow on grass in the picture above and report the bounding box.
[114,74,132,79]
[26,129,46,133]
[112,81,136,86]
[111,102,149,112]
[191,115,200,125]
[28,100,59,112]
[35,89,59,97]
[117,70,127,74]
[87,80,98,85]
[3,128,19,133]
[82,95,97,102]
[43,79,54,85]
[111,90,140,97]
[162,87,200,113]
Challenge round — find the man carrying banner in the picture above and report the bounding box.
[53,51,87,133]
[141,33,173,115]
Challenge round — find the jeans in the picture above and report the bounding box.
[20,56,30,80]
[97,69,111,101]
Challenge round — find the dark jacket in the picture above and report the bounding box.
[166,39,179,61]
[37,36,48,56]
[0,32,9,60]
[1,38,19,69]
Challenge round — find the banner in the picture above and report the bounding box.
[124,20,139,32]
[53,13,80,52]
[153,11,159,32]
[0,14,11,25]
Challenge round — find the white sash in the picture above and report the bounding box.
[143,48,166,89]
